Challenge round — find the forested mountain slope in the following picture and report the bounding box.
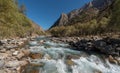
[49,0,120,37]
[0,0,44,39]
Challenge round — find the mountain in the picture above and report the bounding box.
[51,0,113,28]
[0,0,44,39]
[49,0,119,37]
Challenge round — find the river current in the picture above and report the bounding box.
[23,36,120,73]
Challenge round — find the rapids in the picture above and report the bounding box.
[23,36,120,73]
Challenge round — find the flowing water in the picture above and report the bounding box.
[23,36,120,73]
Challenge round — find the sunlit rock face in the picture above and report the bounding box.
[51,13,68,28]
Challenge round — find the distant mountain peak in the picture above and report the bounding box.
[50,0,114,28]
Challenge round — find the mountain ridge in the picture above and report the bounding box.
[49,0,119,37]
[50,0,114,28]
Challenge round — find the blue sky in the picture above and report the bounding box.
[18,0,91,30]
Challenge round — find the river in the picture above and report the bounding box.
[23,36,120,73]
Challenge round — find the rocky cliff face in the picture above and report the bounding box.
[50,0,114,28]
[50,13,68,28]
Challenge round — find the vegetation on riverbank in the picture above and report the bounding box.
[0,0,44,39]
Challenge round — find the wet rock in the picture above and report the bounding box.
[66,55,80,59]
[116,47,120,51]
[30,62,44,67]
[94,70,102,73]
[16,66,22,73]
[108,55,118,64]
[44,54,51,60]
[70,37,120,56]
[39,40,45,44]
[114,57,120,65]
[66,60,75,66]
[29,53,43,59]
[27,69,39,73]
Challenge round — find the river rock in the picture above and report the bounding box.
[116,47,120,51]
[70,37,120,56]
[4,45,18,49]
[5,69,15,73]
[17,66,22,73]
[28,70,39,73]
[5,60,28,68]
[17,41,24,46]
[12,51,19,56]
[94,70,102,73]
[0,70,6,73]
[0,41,3,46]
[114,57,120,65]
[22,49,30,56]
[0,60,5,68]
[19,60,29,66]
[0,49,6,53]
[39,40,45,44]
[0,53,8,60]
[43,54,51,60]
[5,61,20,68]
[66,60,75,66]
[17,52,25,59]
[66,55,80,59]
[29,53,43,59]
[108,55,118,64]
[31,62,44,67]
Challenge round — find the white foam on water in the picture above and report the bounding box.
[71,55,120,73]
[56,60,67,73]
[28,38,120,73]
